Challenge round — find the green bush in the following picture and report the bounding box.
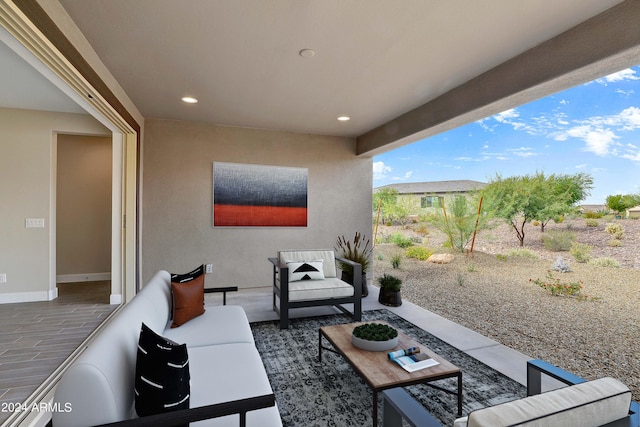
[496,254,508,262]
[506,248,539,259]
[542,230,577,251]
[607,239,622,247]
[405,246,433,260]
[391,254,401,269]
[588,257,620,268]
[585,219,599,227]
[570,242,593,263]
[390,233,414,248]
[584,211,604,219]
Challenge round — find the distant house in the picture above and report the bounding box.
[374,180,486,216]
[578,204,607,213]
[627,205,640,219]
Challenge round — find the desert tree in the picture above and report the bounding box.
[482,172,592,246]
[426,193,493,252]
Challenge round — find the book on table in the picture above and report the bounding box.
[388,348,440,373]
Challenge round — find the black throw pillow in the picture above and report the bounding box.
[135,323,190,418]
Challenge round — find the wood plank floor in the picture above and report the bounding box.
[0,282,117,425]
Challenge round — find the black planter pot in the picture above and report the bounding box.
[378,289,402,307]
[341,271,368,297]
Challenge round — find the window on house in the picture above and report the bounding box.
[421,196,442,208]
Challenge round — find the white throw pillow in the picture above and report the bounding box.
[286,260,325,282]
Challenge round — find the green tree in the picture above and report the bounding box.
[483,172,592,246]
[532,173,593,232]
[373,188,398,224]
[427,194,492,252]
[606,193,640,214]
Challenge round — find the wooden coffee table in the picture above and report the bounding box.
[319,321,462,426]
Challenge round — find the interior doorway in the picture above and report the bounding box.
[56,134,112,302]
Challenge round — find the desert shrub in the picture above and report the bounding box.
[414,225,429,237]
[585,219,599,227]
[405,246,433,261]
[506,248,539,259]
[390,233,414,248]
[531,272,582,297]
[550,256,571,273]
[607,239,622,247]
[391,254,402,269]
[496,254,508,262]
[532,220,540,226]
[570,242,593,263]
[584,211,603,219]
[605,223,624,238]
[588,257,620,268]
[542,230,576,251]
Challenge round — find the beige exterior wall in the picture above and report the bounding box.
[56,134,112,278]
[0,107,110,303]
[141,119,373,288]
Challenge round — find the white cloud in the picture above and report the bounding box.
[569,126,618,156]
[602,68,640,83]
[372,161,391,180]
[575,164,587,169]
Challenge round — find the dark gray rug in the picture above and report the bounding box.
[251,309,526,426]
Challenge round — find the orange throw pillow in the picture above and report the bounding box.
[171,274,205,327]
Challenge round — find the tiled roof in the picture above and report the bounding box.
[374,180,486,195]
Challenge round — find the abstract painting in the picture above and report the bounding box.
[213,162,308,227]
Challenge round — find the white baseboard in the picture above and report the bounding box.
[0,290,50,304]
[56,272,111,283]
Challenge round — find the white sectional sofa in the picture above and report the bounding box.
[51,270,282,427]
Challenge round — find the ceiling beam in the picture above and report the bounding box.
[357,0,640,156]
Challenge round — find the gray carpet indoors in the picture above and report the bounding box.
[251,309,526,426]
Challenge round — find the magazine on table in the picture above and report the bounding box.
[388,347,439,373]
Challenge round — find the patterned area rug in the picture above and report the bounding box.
[251,309,526,426]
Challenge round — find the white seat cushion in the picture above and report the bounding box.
[459,377,631,427]
[162,305,254,347]
[281,276,354,301]
[188,343,281,427]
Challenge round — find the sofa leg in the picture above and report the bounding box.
[280,312,289,329]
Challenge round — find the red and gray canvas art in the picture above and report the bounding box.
[213,162,308,227]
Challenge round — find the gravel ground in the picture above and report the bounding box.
[373,218,640,399]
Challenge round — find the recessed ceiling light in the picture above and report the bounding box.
[337,116,351,121]
[181,96,198,104]
[299,48,315,58]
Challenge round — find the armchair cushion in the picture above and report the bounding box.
[286,260,325,282]
[279,250,338,278]
[460,377,631,427]
[281,277,354,302]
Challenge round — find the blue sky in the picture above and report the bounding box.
[373,66,640,205]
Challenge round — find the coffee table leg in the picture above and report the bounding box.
[457,372,463,417]
[318,330,322,362]
[372,389,378,427]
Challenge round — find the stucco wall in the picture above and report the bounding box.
[0,107,109,303]
[141,119,373,288]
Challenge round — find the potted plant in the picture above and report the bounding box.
[351,323,398,351]
[335,232,372,297]
[377,274,403,307]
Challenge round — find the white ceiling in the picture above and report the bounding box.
[1,1,630,141]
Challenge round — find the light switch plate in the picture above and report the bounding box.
[26,218,45,228]
[0,274,6,283]
[205,264,213,273]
